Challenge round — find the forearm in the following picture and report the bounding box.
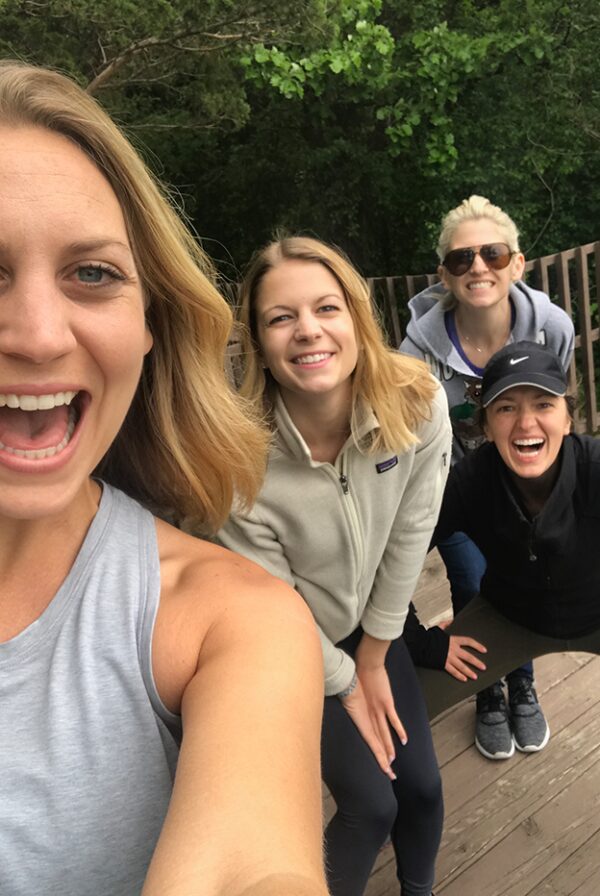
[355,631,391,668]
[402,602,450,669]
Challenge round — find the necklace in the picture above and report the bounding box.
[456,316,512,355]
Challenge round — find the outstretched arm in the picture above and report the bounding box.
[146,526,328,896]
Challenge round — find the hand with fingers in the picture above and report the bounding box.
[438,619,487,682]
[338,632,408,780]
[340,672,400,781]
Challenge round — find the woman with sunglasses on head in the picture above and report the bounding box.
[417,340,600,724]
[401,196,574,761]
[0,62,328,896]
[219,236,452,896]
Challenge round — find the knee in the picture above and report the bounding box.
[395,762,443,816]
[338,786,398,843]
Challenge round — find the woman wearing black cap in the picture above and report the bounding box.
[401,196,574,761]
[416,340,600,725]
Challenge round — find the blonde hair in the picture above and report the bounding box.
[238,236,437,454]
[437,194,521,261]
[0,60,268,533]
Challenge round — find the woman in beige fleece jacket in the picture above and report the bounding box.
[219,236,452,896]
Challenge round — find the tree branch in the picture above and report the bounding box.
[86,28,247,94]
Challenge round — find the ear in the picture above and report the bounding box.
[510,252,525,281]
[438,264,451,291]
[144,325,153,355]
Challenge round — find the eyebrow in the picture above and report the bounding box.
[65,239,133,255]
[261,293,342,312]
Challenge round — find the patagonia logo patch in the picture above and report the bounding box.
[376,456,398,474]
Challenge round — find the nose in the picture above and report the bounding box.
[469,249,490,274]
[0,275,77,364]
[516,407,536,430]
[294,309,322,342]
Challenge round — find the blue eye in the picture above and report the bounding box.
[76,264,124,284]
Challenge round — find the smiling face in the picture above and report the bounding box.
[440,218,525,313]
[0,125,152,520]
[254,258,359,413]
[483,386,571,479]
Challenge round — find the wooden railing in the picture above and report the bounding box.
[368,241,600,434]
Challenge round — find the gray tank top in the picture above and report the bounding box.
[0,483,181,895]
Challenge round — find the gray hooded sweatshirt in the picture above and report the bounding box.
[400,280,574,463]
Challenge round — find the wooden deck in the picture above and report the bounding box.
[325,551,600,895]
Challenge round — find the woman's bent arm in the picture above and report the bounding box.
[145,527,328,896]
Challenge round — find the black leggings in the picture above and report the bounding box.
[322,631,443,896]
[417,596,600,720]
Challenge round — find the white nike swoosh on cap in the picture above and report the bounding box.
[509,356,529,365]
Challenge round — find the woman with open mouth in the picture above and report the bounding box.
[219,236,452,896]
[416,341,600,728]
[401,196,574,761]
[0,62,328,896]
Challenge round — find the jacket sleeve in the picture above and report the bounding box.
[402,602,450,669]
[431,459,471,547]
[218,513,356,697]
[360,382,452,640]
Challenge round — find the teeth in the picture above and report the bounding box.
[468,281,493,289]
[293,353,331,364]
[0,390,77,410]
[514,439,544,446]
[0,406,76,459]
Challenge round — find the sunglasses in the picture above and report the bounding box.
[442,243,514,277]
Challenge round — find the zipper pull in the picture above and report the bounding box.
[339,474,349,495]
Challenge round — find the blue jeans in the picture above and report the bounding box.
[437,532,533,681]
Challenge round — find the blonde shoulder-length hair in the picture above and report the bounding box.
[238,236,437,454]
[0,60,268,533]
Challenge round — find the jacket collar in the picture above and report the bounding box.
[273,389,379,464]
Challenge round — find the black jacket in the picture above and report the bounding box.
[402,602,450,669]
[434,434,600,638]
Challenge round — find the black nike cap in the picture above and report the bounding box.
[481,341,568,408]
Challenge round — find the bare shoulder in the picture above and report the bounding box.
[153,518,319,712]
[155,516,312,624]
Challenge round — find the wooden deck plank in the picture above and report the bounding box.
[357,552,600,896]
[437,670,600,893]
[536,829,600,894]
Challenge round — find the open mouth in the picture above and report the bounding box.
[0,390,86,459]
[513,438,544,457]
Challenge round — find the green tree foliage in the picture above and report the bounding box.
[235,0,600,274]
[2,0,600,279]
[0,0,327,131]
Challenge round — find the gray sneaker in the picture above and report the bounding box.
[508,677,550,753]
[475,682,515,760]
